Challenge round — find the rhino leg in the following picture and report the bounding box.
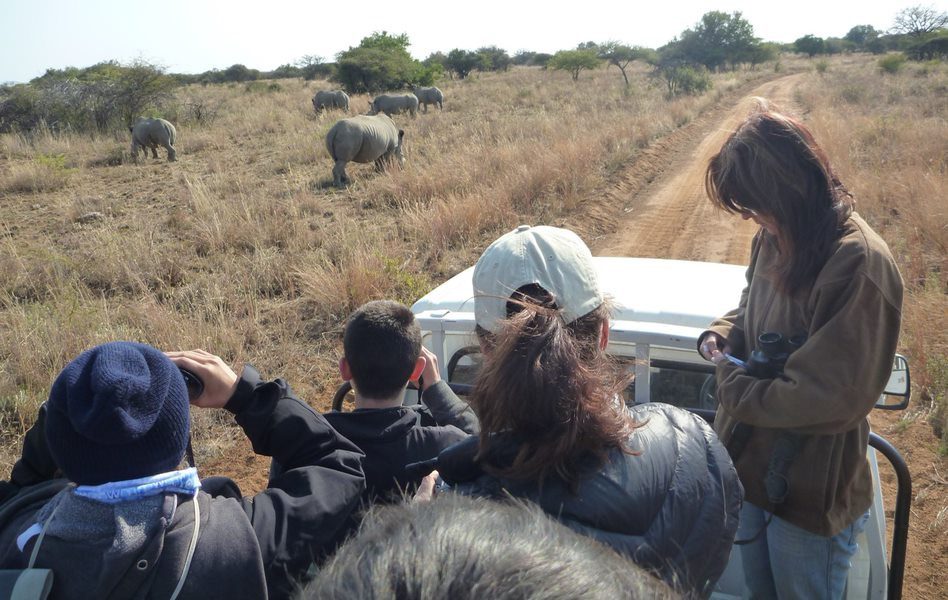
[150,144,159,159]
[130,142,140,163]
[333,160,349,188]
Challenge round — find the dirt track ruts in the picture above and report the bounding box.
[584,74,806,265]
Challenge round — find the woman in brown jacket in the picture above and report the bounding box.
[699,100,904,599]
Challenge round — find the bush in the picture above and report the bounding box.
[878,53,907,74]
[651,64,712,98]
[815,59,830,74]
[2,153,76,193]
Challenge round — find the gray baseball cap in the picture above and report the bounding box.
[473,225,603,333]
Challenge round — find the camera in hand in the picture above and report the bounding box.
[745,332,806,378]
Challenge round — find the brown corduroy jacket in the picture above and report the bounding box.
[703,212,903,536]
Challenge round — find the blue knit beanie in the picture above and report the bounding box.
[45,341,191,485]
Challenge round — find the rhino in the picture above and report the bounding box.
[129,117,177,162]
[312,90,350,113]
[325,114,405,188]
[369,93,419,118]
[412,86,444,112]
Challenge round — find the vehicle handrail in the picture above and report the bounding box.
[683,409,911,600]
[868,432,911,600]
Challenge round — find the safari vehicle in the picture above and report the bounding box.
[405,256,912,600]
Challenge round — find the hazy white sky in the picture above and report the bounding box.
[2,0,945,83]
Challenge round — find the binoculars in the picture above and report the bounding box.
[745,332,806,379]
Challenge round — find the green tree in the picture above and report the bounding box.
[676,11,759,71]
[794,35,826,57]
[845,25,880,47]
[444,49,480,79]
[598,42,655,87]
[476,46,512,71]
[548,49,600,80]
[222,64,258,82]
[333,32,424,93]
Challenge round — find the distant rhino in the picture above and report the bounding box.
[325,114,405,188]
[412,86,444,112]
[369,93,419,118]
[312,90,350,113]
[129,117,176,162]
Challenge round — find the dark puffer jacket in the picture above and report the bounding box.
[452,402,742,595]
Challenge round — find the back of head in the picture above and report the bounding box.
[44,341,190,485]
[705,98,853,293]
[343,300,421,399]
[305,494,678,600]
[470,225,634,488]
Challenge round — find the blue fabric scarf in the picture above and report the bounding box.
[73,467,201,504]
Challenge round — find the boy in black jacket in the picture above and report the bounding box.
[324,300,479,504]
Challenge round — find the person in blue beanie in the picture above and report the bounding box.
[0,341,365,599]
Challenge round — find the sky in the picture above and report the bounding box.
[2,0,945,83]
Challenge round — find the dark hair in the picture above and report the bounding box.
[343,300,421,399]
[304,494,678,600]
[472,285,638,491]
[705,100,853,294]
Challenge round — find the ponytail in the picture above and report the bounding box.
[471,286,638,490]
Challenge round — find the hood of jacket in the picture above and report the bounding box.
[325,407,421,444]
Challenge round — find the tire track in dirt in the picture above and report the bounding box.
[587,74,806,265]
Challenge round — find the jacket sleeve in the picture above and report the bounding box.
[224,365,365,597]
[714,269,903,435]
[421,380,480,434]
[699,231,763,359]
[8,403,61,487]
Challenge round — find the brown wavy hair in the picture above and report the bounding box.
[471,285,639,491]
[705,99,853,294]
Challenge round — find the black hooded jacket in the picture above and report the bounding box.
[0,365,365,600]
[449,402,742,596]
[325,381,479,503]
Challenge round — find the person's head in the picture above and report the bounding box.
[341,300,423,404]
[705,98,854,294]
[470,225,636,488]
[305,494,678,600]
[45,341,191,485]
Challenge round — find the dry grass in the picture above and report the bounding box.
[8,55,942,476]
[793,59,948,448]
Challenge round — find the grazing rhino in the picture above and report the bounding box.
[312,89,350,113]
[129,117,177,162]
[412,86,444,112]
[325,114,405,188]
[369,93,419,118]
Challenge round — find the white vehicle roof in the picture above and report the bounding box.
[412,257,748,331]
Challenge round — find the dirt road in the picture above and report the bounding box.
[590,74,805,263]
[591,73,948,599]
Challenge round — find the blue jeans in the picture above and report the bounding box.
[737,503,870,600]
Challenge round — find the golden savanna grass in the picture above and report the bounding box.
[793,58,948,447]
[1,54,944,475]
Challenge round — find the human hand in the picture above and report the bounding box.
[699,333,731,365]
[418,346,442,391]
[164,349,239,409]
[413,470,439,503]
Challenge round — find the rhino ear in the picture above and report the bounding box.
[398,129,405,141]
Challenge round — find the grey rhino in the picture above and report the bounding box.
[369,93,419,118]
[325,114,405,188]
[312,90,350,113]
[129,117,177,162]
[412,86,444,112]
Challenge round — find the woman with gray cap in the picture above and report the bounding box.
[436,225,742,597]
